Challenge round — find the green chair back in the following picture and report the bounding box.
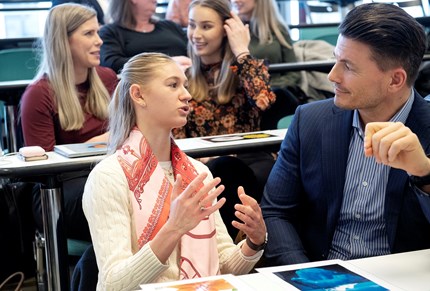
[0,48,39,81]
[68,239,92,257]
[298,26,339,46]
[0,48,39,152]
[277,114,295,129]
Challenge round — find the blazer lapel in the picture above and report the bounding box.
[321,105,353,240]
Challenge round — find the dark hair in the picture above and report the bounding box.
[339,3,426,86]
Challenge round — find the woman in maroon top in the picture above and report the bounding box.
[20,3,118,241]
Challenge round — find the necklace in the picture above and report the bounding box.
[160,161,174,179]
[165,166,173,178]
[138,23,154,33]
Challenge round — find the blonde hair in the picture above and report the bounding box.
[37,3,110,131]
[249,0,292,49]
[187,0,238,104]
[108,52,175,153]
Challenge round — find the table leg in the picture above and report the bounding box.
[4,104,19,153]
[40,177,69,290]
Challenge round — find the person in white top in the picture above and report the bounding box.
[82,52,267,291]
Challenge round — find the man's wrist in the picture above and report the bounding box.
[245,233,268,251]
[419,184,430,194]
[410,156,430,187]
[410,172,430,187]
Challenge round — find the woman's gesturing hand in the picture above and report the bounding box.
[168,172,226,235]
[232,186,267,255]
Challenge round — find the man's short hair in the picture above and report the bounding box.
[339,3,426,86]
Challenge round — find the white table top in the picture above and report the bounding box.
[138,249,430,290]
[250,249,430,291]
[175,129,286,157]
[348,249,430,291]
[0,129,287,178]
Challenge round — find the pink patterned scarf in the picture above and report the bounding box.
[117,128,220,279]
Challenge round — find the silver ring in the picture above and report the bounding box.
[199,203,206,211]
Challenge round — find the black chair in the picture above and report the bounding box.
[71,244,98,291]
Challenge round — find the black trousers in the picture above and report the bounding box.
[206,152,275,240]
[32,171,91,242]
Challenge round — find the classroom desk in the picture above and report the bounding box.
[0,37,38,50]
[348,248,430,290]
[269,59,335,73]
[0,129,286,291]
[0,153,102,291]
[270,52,430,74]
[175,129,286,158]
[139,249,430,290]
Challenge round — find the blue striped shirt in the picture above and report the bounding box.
[328,90,415,260]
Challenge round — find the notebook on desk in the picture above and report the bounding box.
[54,142,108,158]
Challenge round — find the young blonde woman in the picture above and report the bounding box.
[172,0,276,240]
[82,52,267,290]
[20,3,118,241]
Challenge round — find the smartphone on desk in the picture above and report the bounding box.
[18,146,48,162]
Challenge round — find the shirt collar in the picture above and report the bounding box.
[352,89,415,133]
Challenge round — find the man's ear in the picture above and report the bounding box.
[388,68,407,92]
[129,84,146,107]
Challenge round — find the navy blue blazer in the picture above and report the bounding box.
[261,93,430,267]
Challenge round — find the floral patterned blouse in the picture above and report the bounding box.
[173,55,276,138]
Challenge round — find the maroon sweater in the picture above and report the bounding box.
[20,66,118,151]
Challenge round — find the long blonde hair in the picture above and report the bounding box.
[249,0,292,49]
[37,3,110,131]
[108,53,175,153]
[187,0,238,104]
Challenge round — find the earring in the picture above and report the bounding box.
[137,93,146,107]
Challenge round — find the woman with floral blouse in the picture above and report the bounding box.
[173,0,276,240]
